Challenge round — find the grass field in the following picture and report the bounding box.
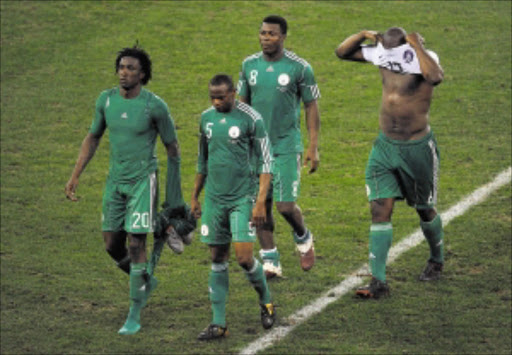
[1,1,510,354]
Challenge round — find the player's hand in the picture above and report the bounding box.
[251,202,266,227]
[190,199,202,219]
[363,30,381,43]
[65,177,79,201]
[406,32,425,48]
[304,146,319,174]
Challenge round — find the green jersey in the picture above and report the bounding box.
[197,100,273,202]
[90,87,177,183]
[237,50,320,155]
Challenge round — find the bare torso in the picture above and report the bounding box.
[379,68,433,140]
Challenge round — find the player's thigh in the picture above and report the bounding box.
[399,138,440,209]
[200,198,231,245]
[230,197,256,243]
[365,145,402,202]
[101,178,126,232]
[124,172,158,234]
[273,153,301,202]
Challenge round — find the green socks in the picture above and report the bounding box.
[293,229,311,244]
[420,214,444,264]
[119,263,147,335]
[209,262,229,327]
[245,258,271,305]
[369,223,393,282]
[259,248,280,267]
[208,259,271,327]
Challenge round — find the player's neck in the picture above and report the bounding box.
[263,49,284,62]
[119,84,142,99]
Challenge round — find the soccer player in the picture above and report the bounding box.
[191,74,275,340]
[335,27,445,298]
[65,45,186,334]
[237,15,321,279]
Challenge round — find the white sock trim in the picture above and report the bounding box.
[247,258,260,274]
[211,262,229,272]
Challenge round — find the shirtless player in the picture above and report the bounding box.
[335,27,445,298]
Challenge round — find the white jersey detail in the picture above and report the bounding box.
[362,43,439,75]
[236,101,262,122]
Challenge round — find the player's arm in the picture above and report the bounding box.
[252,173,271,227]
[406,32,444,86]
[190,173,206,220]
[153,98,185,210]
[251,115,273,226]
[66,92,107,201]
[335,30,381,61]
[163,140,185,209]
[191,124,208,219]
[65,133,102,201]
[237,65,251,105]
[304,99,320,174]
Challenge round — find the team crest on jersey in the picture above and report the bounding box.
[228,126,240,139]
[278,73,290,86]
[403,49,414,63]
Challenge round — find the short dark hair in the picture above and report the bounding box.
[209,74,234,91]
[382,27,407,48]
[263,15,287,35]
[115,45,152,85]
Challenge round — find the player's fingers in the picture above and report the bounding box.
[309,161,319,174]
[65,187,78,201]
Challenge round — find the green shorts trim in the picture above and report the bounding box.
[271,153,302,202]
[101,171,158,233]
[200,196,256,245]
[365,131,440,209]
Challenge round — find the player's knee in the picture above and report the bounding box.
[370,199,393,222]
[417,208,437,222]
[236,254,254,271]
[127,235,145,257]
[259,220,274,233]
[104,240,124,260]
[276,201,296,217]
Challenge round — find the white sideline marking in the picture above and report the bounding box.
[240,167,511,355]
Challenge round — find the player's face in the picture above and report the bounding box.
[117,56,144,90]
[209,84,236,113]
[259,23,285,56]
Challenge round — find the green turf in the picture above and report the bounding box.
[1,1,510,354]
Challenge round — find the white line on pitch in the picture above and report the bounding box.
[240,167,511,355]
